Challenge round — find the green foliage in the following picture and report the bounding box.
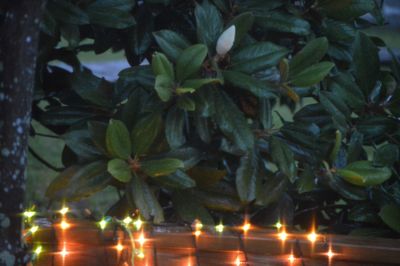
[33,0,400,235]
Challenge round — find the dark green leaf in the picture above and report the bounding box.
[255,12,310,36]
[153,30,191,61]
[127,173,164,223]
[182,78,222,90]
[353,32,380,93]
[223,70,276,98]
[171,190,214,224]
[270,137,296,181]
[71,70,113,108]
[319,91,350,132]
[213,89,254,150]
[176,44,208,81]
[165,106,186,149]
[107,158,132,183]
[289,37,329,77]
[86,0,136,29]
[373,144,399,167]
[230,42,288,74]
[153,170,196,189]
[256,173,288,206]
[141,158,184,177]
[379,205,400,233]
[46,161,111,201]
[152,52,174,79]
[290,62,334,87]
[227,12,254,46]
[131,112,162,156]
[337,160,392,187]
[106,119,132,159]
[236,151,259,203]
[195,0,223,51]
[48,0,89,25]
[177,95,196,111]
[154,74,174,102]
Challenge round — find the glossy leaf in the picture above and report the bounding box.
[153,30,191,61]
[141,158,184,177]
[290,62,334,87]
[270,137,296,182]
[107,158,132,183]
[131,112,162,156]
[165,106,186,149]
[195,0,223,51]
[106,119,132,160]
[176,44,208,81]
[337,161,392,187]
[152,52,174,79]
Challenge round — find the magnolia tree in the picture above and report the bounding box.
[2,0,400,263]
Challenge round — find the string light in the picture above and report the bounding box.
[288,254,296,264]
[30,225,39,235]
[194,230,201,237]
[235,256,242,266]
[116,243,124,252]
[137,232,146,246]
[307,231,318,243]
[242,222,251,233]
[275,221,282,230]
[137,250,145,259]
[326,248,335,259]
[133,217,143,230]
[34,246,42,256]
[99,219,108,230]
[59,207,69,216]
[60,243,68,258]
[60,220,70,230]
[278,230,288,241]
[194,220,203,231]
[215,222,224,233]
[123,216,133,226]
[23,210,36,219]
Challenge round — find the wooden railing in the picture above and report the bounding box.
[27,219,400,266]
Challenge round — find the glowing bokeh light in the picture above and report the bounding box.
[34,246,42,256]
[137,250,145,259]
[60,243,68,258]
[116,243,124,252]
[123,216,133,226]
[307,231,318,243]
[23,210,36,219]
[242,222,251,233]
[59,207,69,216]
[235,256,241,266]
[30,225,39,234]
[99,219,107,230]
[133,218,143,230]
[215,223,224,233]
[288,254,296,264]
[275,221,282,230]
[278,230,288,241]
[60,220,70,230]
[326,248,335,259]
[194,230,201,237]
[137,232,146,246]
[195,220,203,231]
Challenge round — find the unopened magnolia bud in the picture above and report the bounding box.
[216,25,236,56]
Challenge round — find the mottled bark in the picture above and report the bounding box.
[0,1,46,265]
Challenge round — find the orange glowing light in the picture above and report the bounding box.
[116,243,124,252]
[235,256,242,266]
[60,244,68,258]
[59,207,69,216]
[194,230,201,237]
[137,250,145,259]
[288,254,296,264]
[278,230,288,241]
[326,249,335,259]
[307,231,318,243]
[60,220,70,230]
[137,232,146,246]
[242,222,251,233]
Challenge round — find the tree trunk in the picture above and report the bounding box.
[0,1,46,265]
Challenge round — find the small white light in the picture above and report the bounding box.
[215,223,224,233]
[23,211,36,219]
[59,207,69,216]
[133,218,143,230]
[30,225,39,234]
[34,246,42,256]
[60,220,70,230]
[123,216,133,226]
[99,219,107,230]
